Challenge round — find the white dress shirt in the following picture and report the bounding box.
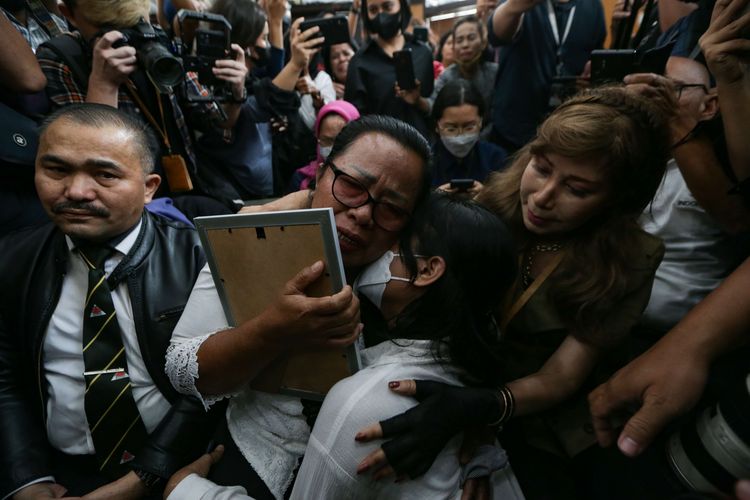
[43,221,171,455]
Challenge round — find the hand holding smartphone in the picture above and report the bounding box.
[393,49,417,91]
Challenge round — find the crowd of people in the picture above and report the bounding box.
[0,0,749,498]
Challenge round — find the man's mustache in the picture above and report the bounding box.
[52,201,110,218]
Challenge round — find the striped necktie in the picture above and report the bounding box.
[78,244,148,477]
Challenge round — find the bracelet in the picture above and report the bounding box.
[488,385,515,427]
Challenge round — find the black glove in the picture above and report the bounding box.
[378,381,502,479]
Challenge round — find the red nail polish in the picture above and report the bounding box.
[355,432,363,441]
[357,463,369,474]
[389,381,400,389]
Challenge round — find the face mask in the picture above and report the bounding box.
[441,132,479,159]
[369,12,401,40]
[353,250,411,309]
[319,145,332,160]
[251,45,271,67]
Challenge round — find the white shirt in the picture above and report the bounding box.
[167,264,308,500]
[298,70,337,131]
[639,159,738,331]
[290,340,525,500]
[165,341,524,500]
[43,221,171,454]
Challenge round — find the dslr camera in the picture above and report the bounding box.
[111,19,184,90]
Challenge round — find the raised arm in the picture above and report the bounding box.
[490,0,542,45]
[271,18,324,93]
[700,0,750,183]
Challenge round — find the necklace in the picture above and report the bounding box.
[522,242,562,288]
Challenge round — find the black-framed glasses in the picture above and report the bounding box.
[676,83,708,99]
[326,160,411,232]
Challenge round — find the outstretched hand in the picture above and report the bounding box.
[163,445,225,499]
[354,380,501,480]
[588,338,709,457]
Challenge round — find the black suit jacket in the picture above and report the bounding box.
[0,212,216,497]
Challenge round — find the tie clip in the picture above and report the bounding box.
[83,368,126,376]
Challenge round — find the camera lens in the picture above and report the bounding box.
[666,373,750,496]
[139,41,183,88]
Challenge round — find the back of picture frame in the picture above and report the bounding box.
[195,208,361,400]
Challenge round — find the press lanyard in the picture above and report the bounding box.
[125,80,172,154]
[546,0,576,48]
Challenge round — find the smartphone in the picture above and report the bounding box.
[393,49,417,91]
[299,15,350,46]
[590,49,637,85]
[590,41,675,85]
[450,178,474,190]
[413,26,429,43]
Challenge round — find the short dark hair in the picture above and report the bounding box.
[452,16,485,41]
[328,115,432,208]
[40,103,159,173]
[321,40,358,82]
[211,0,267,49]
[431,79,486,122]
[360,0,412,35]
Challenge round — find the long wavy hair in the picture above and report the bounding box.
[476,87,670,345]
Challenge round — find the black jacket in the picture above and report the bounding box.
[0,212,213,497]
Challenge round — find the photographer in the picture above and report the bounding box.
[197,0,323,200]
[36,0,247,212]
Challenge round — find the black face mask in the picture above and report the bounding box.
[250,45,271,67]
[369,12,401,40]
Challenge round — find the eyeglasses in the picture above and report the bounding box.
[676,83,708,99]
[326,160,411,232]
[437,122,480,137]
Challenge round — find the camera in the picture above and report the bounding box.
[111,19,184,90]
[175,10,232,102]
[666,372,750,496]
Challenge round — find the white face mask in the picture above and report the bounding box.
[441,132,480,159]
[353,250,411,309]
[319,145,332,160]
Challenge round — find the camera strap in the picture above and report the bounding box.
[125,81,193,192]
